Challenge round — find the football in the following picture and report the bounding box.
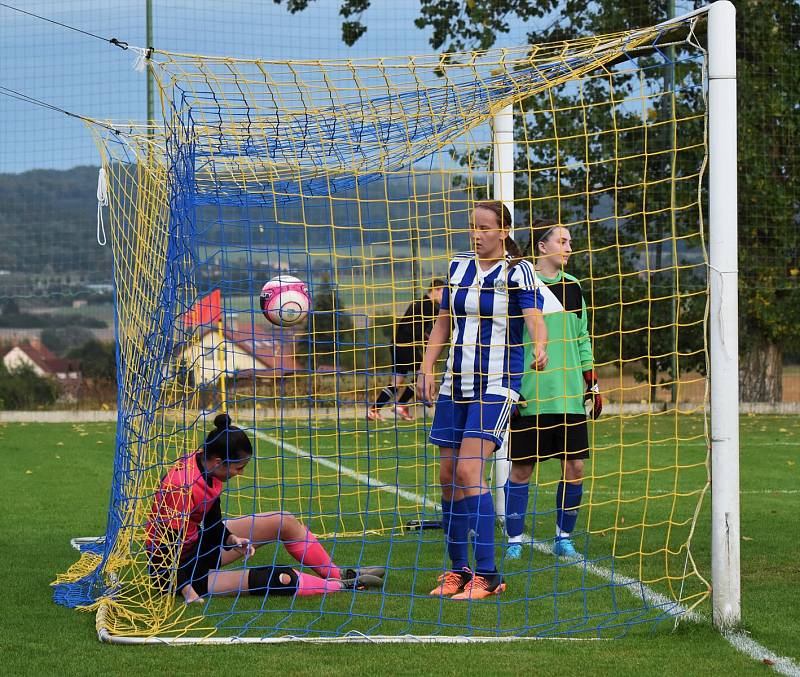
[259,275,310,326]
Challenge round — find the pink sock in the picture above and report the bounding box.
[294,571,344,596]
[284,528,341,579]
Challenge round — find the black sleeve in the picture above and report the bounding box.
[395,299,421,343]
[421,297,437,336]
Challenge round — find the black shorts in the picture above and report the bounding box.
[392,343,421,375]
[149,521,225,597]
[508,414,590,464]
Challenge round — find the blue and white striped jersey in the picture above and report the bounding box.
[439,253,544,400]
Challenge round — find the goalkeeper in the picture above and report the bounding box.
[147,414,384,603]
[505,221,602,560]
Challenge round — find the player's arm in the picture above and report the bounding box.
[515,262,547,370]
[577,289,602,418]
[522,307,548,371]
[202,496,254,556]
[417,306,450,404]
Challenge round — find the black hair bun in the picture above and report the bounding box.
[214,413,232,430]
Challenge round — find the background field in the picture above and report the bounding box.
[1,415,797,675]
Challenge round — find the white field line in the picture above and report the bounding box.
[255,432,700,622]
[722,631,800,677]
[256,431,800,676]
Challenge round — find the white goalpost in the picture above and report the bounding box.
[707,0,740,629]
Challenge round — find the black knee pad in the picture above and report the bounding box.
[248,565,298,597]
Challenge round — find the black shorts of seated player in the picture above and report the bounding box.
[150,519,224,598]
[508,414,590,464]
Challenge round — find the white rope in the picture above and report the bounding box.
[131,46,148,73]
[96,167,108,246]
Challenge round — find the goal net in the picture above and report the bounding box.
[54,11,712,641]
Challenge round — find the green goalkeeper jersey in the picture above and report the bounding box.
[518,270,594,416]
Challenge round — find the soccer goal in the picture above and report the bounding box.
[54,1,739,642]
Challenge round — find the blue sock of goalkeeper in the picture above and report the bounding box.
[556,479,583,539]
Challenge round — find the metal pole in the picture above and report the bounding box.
[708,0,740,629]
[493,104,514,520]
[667,0,679,405]
[146,0,154,136]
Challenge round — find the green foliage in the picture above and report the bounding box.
[735,0,800,350]
[0,362,60,409]
[416,0,800,398]
[40,327,97,357]
[66,340,116,381]
[302,277,363,371]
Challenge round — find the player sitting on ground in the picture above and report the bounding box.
[418,201,547,600]
[368,279,445,422]
[505,221,602,560]
[147,413,384,604]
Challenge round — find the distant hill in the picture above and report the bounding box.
[0,165,469,279]
[0,165,112,279]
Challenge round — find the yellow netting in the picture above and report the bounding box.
[57,14,711,640]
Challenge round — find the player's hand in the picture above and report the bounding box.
[531,343,548,371]
[583,369,602,419]
[417,369,437,406]
[228,535,255,558]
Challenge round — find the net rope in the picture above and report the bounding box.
[54,14,712,640]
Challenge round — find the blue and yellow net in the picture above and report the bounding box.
[54,14,712,641]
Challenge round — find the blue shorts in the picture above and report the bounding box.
[429,393,514,450]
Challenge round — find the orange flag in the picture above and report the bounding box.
[184,289,222,327]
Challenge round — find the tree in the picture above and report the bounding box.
[41,326,96,357]
[0,362,60,409]
[67,340,117,381]
[283,0,800,402]
[302,276,361,371]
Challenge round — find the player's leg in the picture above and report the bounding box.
[396,347,421,407]
[505,415,540,558]
[429,444,473,595]
[224,512,340,578]
[392,346,417,420]
[429,396,472,595]
[206,566,382,597]
[369,344,412,419]
[450,395,511,600]
[553,415,589,558]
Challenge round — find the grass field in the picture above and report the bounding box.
[1,416,798,675]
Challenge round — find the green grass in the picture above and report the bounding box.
[1,416,797,675]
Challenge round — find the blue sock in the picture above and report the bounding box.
[465,491,496,575]
[504,479,529,539]
[447,497,469,570]
[556,481,583,537]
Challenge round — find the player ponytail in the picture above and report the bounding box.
[204,413,253,463]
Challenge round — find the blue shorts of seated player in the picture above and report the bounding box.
[429,393,513,451]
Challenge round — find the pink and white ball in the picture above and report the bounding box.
[259,275,310,326]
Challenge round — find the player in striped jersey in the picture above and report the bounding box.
[505,221,602,561]
[418,201,548,600]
